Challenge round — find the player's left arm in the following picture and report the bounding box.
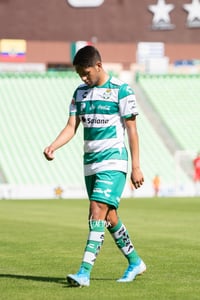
[119,83,144,188]
[124,116,144,189]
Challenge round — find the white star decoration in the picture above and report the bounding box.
[149,0,174,24]
[183,0,200,23]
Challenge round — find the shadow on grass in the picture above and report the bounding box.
[0,274,114,288]
[0,273,66,285]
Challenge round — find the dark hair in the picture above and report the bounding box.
[73,45,101,67]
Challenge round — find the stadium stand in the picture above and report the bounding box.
[137,74,200,153]
[133,103,190,191]
[0,72,194,197]
[0,72,84,186]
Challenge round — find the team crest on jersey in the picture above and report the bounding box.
[103,89,112,100]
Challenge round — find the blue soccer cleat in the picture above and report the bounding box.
[67,268,90,287]
[117,259,146,282]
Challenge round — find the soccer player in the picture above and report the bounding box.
[193,152,200,195]
[44,45,146,287]
[152,174,161,197]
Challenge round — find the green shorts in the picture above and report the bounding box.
[85,170,126,209]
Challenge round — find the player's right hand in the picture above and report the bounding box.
[43,146,55,161]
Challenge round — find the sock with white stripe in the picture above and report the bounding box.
[108,219,140,264]
[80,220,105,275]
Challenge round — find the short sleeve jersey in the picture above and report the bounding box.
[69,76,138,176]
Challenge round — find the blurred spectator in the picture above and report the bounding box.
[152,175,160,197]
[193,152,200,196]
[129,178,135,197]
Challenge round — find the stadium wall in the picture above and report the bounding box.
[0,0,200,67]
[25,41,200,67]
[0,181,195,200]
[0,0,199,43]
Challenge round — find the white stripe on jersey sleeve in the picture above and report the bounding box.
[119,94,138,117]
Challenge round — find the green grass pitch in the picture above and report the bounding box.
[0,197,200,300]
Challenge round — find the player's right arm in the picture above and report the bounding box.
[43,115,80,161]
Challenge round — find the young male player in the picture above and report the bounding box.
[193,152,200,195]
[44,45,146,287]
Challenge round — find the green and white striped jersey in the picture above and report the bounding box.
[69,76,138,176]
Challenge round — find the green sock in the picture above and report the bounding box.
[81,220,105,274]
[108,219,140,265]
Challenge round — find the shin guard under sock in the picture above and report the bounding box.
[81,220,105,274]
[108,219,140,264]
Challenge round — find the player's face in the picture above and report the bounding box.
[75,63,102,87]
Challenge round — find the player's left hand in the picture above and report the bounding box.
[130,168,144,189]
